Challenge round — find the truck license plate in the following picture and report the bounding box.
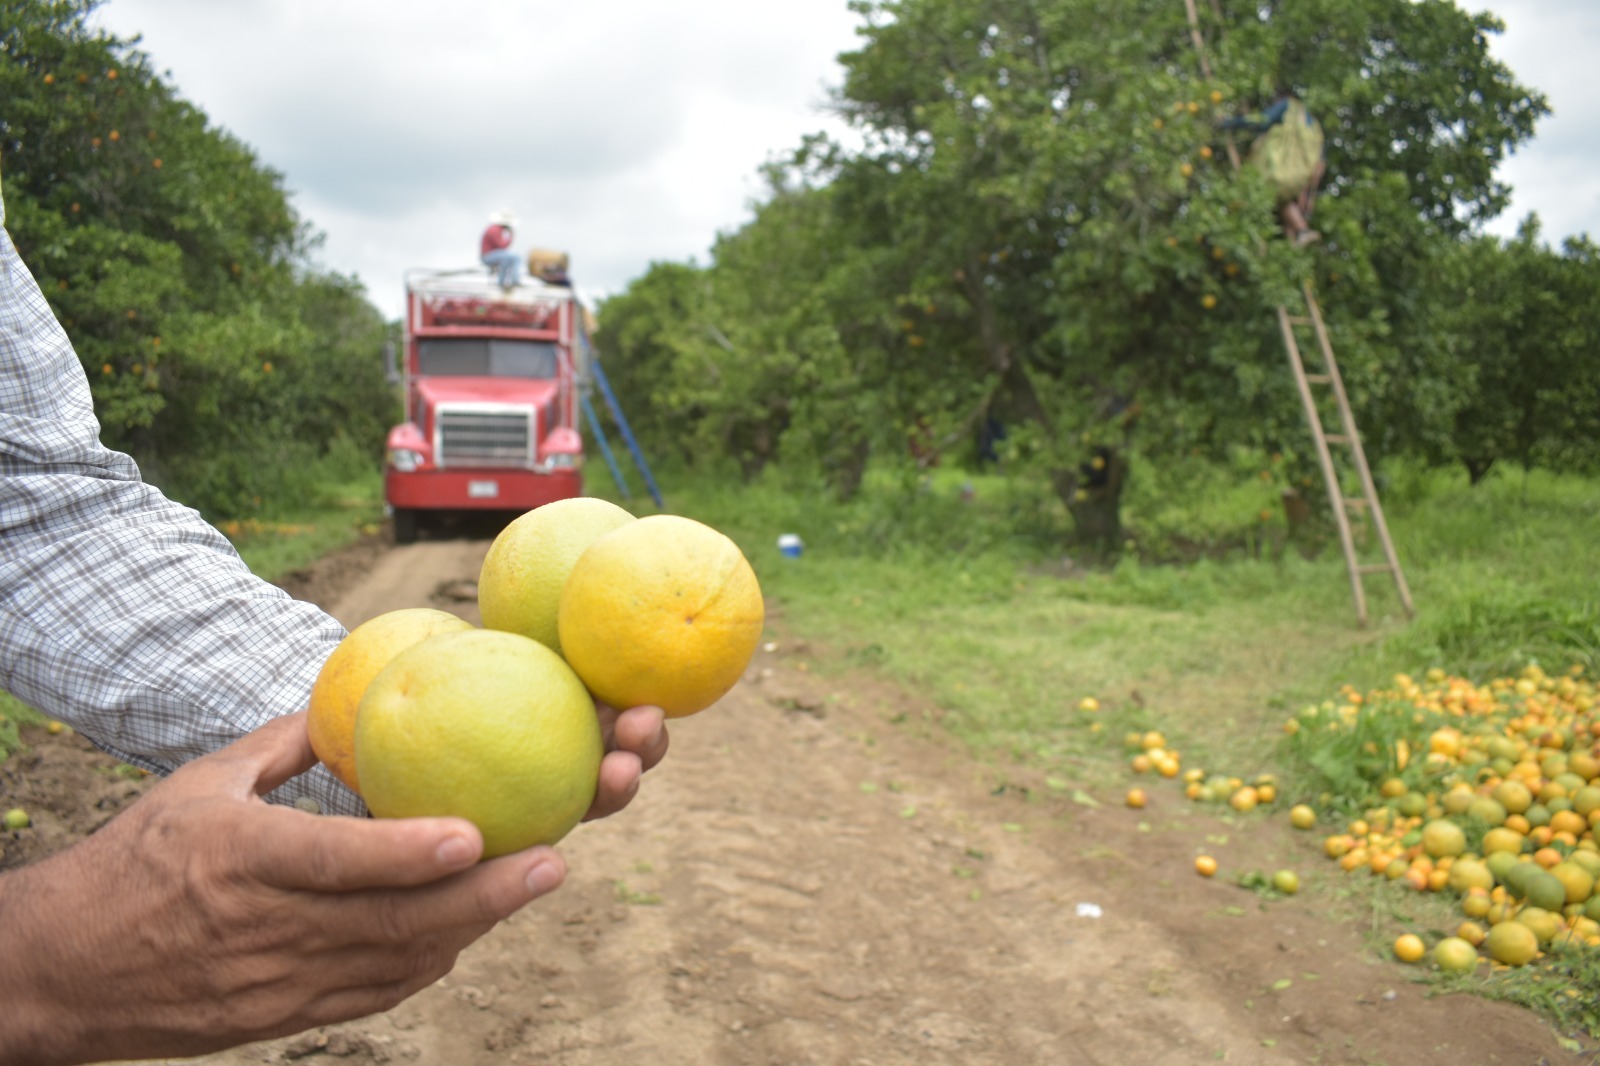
[467,479,500,499]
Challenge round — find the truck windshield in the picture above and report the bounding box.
[417,338,559,379]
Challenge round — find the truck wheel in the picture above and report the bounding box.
[393,509,418,545]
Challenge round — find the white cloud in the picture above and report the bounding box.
[94,0,861,317]
[90,0,1600,319]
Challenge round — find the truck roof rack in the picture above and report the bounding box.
[404,268,578,307]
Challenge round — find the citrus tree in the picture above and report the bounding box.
[601,0,1547,546]
[0,0,396,517]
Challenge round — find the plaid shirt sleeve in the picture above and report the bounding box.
[0,207,364,816]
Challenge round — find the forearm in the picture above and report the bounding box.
[0,844,128,1065]
[0,225,358,814]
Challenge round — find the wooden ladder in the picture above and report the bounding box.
[1278,281,1415,626]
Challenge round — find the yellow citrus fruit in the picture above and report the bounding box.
[558,515,764,718]
[1393,933,1426,963]
[1551,861,1596,905]
[355,629,603,858]
[1126,788,1147,809]
[1195,855,1218,877]
[1421,818,1467,859]
[308,607,475,792]
[1290,804,1317,830]
[478,497,636,656]
[1272,869,1300,895]
[1433,936,1479,973]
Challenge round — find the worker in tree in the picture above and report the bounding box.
[480,209,521,289]
[1220,91,1326,246]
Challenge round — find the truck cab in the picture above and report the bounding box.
[384,269,586,543]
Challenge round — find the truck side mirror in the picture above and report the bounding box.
[383,339,400,385]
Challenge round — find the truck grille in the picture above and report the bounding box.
[435,405,535,468]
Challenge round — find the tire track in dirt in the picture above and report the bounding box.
[147,536,1588,1066]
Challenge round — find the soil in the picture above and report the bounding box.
[3,529,1594,1065]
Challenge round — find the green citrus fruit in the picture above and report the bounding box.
[355,628,603,857]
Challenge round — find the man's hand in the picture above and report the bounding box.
[0,706,663,1065]
[586,702,670,821]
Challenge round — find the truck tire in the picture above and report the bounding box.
[393,508,419,545]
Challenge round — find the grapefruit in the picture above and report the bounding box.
[354,629,603,857]
[558,514,764,717]
[478,497,636,656]
[308,607,474,792]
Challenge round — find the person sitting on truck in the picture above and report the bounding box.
[480,209,521,289]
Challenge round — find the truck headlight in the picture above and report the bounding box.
[545,453,580,470]
[388,448,424,472]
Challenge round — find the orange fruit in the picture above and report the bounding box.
[1195,855,1218,877]
[478,497,636,656]
[355,629,603,857]
[1393,933,1426,963]
[308,607,474,792]
[559,515,764,717]
[1126,788,1147,809]
[1290,804,1317,830]
[1421,818,1467,859]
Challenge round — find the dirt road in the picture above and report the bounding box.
[13,533,1591,1064]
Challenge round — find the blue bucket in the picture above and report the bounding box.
[777,533,804,559]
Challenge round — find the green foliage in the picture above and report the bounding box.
[1443,221,1600,481]
[0,0,398,518]
[597,0,1552,546]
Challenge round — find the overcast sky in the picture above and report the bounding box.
[89,0,1600,321]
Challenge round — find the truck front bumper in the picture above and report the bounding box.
[385,469,584,512]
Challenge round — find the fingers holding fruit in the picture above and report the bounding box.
[307,501,758,859]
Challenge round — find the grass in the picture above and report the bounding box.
[603,458,1596,799]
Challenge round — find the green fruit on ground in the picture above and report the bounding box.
[1492,780,1533,815]
[1515,906,1562,944]
[1481,826,1526,856]
[1569,850,1600,879]
[1442,785,1475,816]
[1524,803,1552,828]
[1485,850,1519,883]
[1397,792,1428,818]
[1422,818,1467,858]
[1433,936,1479,975]
[355,628,603,858]
[1503,861,1541,899]
[1467,796,1508,827]
[477,497,637,657]
[1272,869,1301,894]
[1584,894,1600,923]
[1448,858,1495,893]
[1486,920,1540,966]
[1573,786,1600,817]
[1524,871,1569,913]
[3,808,29,830]
[1550,861,1596,904]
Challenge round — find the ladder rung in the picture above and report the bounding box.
[1285,316,1312,326]
[1358,564,1393,575]
[1324,434,1351,445]
[1343,497,1369,509]
[1306,374,1332,384]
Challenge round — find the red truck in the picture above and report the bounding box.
[384,268,587,543]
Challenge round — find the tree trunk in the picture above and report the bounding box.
[1463,456,1495,485]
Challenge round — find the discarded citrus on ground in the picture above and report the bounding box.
[308,607,474,792]
[1486,920,1539,966]
[1433,936,1479,974]
[1195,855,1218,877]
[354,628,603,857]
[478,497,636,656]
[1393,933,1426,963]
[558,514,764,717]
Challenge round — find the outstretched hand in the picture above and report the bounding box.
[586,701,670,821]
[0,706,663,1065]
